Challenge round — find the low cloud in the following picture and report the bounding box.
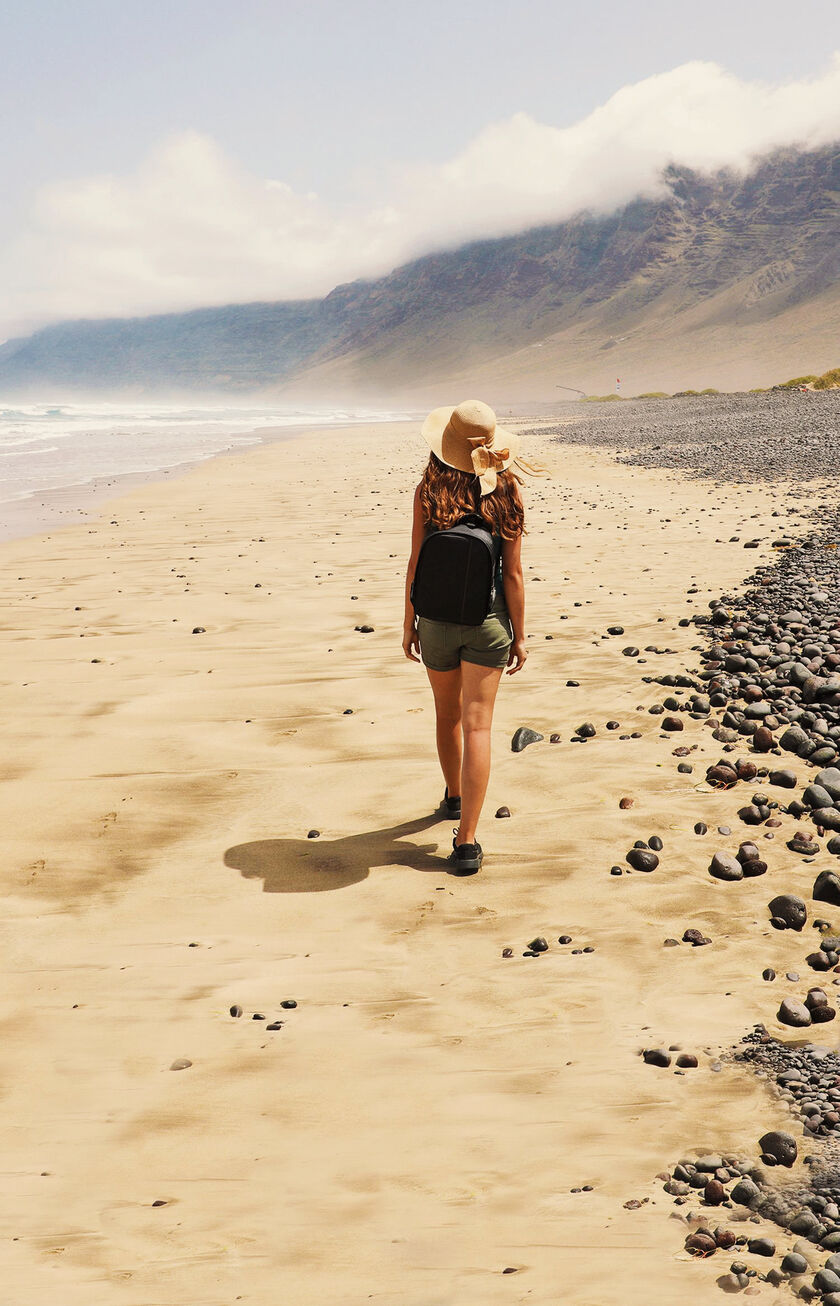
[3,56,840,337]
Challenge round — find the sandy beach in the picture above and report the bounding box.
[2,414,837,1305]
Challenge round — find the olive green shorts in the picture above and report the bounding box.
[417,605,513,672]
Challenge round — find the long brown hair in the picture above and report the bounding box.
[419,453,525,540]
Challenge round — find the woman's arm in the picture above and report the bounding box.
[501,532,527,674]
[402,485,425,662]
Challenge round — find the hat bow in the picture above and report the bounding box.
[468,436,510,478]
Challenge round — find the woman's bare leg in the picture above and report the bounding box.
[457,662,504,845]
[425,666,462,801]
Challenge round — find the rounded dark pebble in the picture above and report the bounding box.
[229,1004,243,1017]
[495,806,511,818]
[307,829,320,839]
[768,893,807,931]
[280,1000,298,1010]
[626,848,659,872]
[814,869,840,906]
[686,1232,717,1255]
[758,1130,797,1166]
[511,727,543,752]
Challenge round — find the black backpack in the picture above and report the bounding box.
[411,514,498,625]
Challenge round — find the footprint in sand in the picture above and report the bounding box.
[98,811,117,836]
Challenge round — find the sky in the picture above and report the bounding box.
[1,0,839,339]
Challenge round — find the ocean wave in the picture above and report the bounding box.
[0,402,413,514]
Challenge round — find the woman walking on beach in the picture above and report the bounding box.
[403,400,539,874]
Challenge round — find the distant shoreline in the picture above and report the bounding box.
[0,415,406,545]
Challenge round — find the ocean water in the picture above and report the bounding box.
[0,400,409,511]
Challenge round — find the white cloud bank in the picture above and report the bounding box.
[3,56,840,337]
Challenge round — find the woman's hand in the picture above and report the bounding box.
[506,637,528,674]
[403,621,421,663]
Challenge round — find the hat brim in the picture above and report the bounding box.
[421,405,521,495]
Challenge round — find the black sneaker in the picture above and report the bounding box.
[442,787,461,820]
[448,834,483,875]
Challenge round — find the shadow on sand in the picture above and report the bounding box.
[224,812,448,892]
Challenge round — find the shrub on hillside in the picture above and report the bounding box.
[635,391,670,399]
[582,393,623,402]
[778,374,818,388]
[813,367,840,390]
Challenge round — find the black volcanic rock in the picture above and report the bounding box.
[814,870,840,906]
[768,894,807,930]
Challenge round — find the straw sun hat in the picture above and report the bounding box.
[421,399,531,497]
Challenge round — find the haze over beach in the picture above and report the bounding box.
[3,3,840,1303]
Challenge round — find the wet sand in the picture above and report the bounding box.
[0,417,830,1304]
[0,418,365,546]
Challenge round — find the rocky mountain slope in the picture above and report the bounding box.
[1,145,839,400]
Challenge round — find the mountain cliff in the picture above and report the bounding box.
[1,145,839,400]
